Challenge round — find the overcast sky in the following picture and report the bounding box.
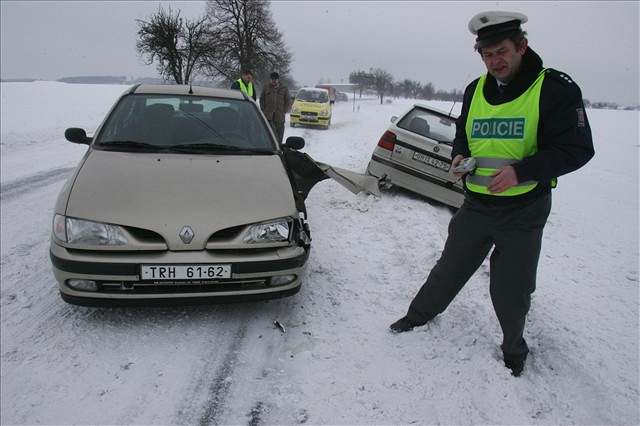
[1,1,638,105]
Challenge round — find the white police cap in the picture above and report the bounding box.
[468,11,528,35]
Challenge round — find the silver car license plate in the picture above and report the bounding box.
[412,151,450,172]
[141,264,231,280]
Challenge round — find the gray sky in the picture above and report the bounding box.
[1,1,638,105]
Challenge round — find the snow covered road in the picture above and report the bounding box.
[1,82,638,425]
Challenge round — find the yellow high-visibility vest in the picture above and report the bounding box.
[464,70,545,196]
[237,79,254,98]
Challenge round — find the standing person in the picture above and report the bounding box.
[389,11,594,377]
[230,69,256,101]
[259,72,290,143]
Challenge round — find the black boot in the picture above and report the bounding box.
[503,352,527,377]
[389,316,425,333]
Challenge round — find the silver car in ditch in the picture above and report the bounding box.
[50,84,366,306]
[366,103,464,208]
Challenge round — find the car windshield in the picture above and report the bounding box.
[95,94,275,153]
[396,107,456,145]
[296,90,328,103]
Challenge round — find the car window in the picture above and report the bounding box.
[296,90,328,103]
[396,107,456,145]
[96,94,275,151]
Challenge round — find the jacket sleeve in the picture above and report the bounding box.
[284,88,291,112]
[513,70,595,183]
[451,80,478,160]
[259,89,265,110]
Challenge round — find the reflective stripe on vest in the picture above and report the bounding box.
[464,70,546,196]
[237,79,254,97]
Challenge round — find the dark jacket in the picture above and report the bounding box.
[230,79,256,100]
[259,83,290,123]
[452,47,595,204]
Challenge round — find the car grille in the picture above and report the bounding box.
[98,278,276,294]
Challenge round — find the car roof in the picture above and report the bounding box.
[299,87,329,94]
[412,102,457,118]
[132,84,245,100]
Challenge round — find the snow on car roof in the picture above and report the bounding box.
[298,87,329,93]
[133,84,245,99]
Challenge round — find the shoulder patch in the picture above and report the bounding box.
[545,68,577,87]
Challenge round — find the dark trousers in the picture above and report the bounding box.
[269,120,285,143]
[407,194,552,356]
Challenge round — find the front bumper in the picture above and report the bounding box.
[50,242,308,305]
[290,114,330,127]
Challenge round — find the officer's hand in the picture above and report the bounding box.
[451,155,466,178]
[488,166,518,193]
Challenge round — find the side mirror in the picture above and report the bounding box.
[390,116,398,123]
[65,128,92,145]
[284,136,305,150]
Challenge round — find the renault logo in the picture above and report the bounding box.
[179,226,195,244]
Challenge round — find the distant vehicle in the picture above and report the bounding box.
[315,84,336,104]
[49,84,361,306]
[290,87,332,129]
[366,103,464,208]
[336,92,349,102]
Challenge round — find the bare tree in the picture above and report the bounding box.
[203,0,292,85]
[371,68,393,104]
[136,6,211,84]
[349,70,374,98]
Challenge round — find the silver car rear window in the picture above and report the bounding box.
[397,107,456,145]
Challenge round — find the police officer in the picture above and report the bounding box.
[230,69,256,101]
[389,11,595,377]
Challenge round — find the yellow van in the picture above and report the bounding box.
[290,88,331,129]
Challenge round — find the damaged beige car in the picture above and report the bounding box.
[50,84,377,306]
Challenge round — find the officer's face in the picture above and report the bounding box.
[480,38,528,84]
[242,73,253,83]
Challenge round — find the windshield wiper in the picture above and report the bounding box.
[95,140,167,152]
[167,143,275,155]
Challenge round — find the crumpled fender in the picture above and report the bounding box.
[282,149,380,200]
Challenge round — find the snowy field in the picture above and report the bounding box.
[1,81,638,425]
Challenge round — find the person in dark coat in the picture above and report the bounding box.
[259,72,290,143]
[389,11,595,377]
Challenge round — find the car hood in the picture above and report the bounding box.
[293,100,330,112]
[66,150,297,250]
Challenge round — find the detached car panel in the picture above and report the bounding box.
[366,103,465,208]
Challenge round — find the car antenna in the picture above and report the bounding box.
[448,100,456,118]
[188,82,193,95]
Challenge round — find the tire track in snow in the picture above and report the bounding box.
[172,322,248,425]
[0,167,73,202]
[197,323,247,425]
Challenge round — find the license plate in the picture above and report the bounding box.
[412,151,450,172]
[141,264,231,280]
[301,113,317,122]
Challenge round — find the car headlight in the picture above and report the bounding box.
[292,106,300,115]
[319,109,330,117]
[243,219,290,244]
[53,214,128,246]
